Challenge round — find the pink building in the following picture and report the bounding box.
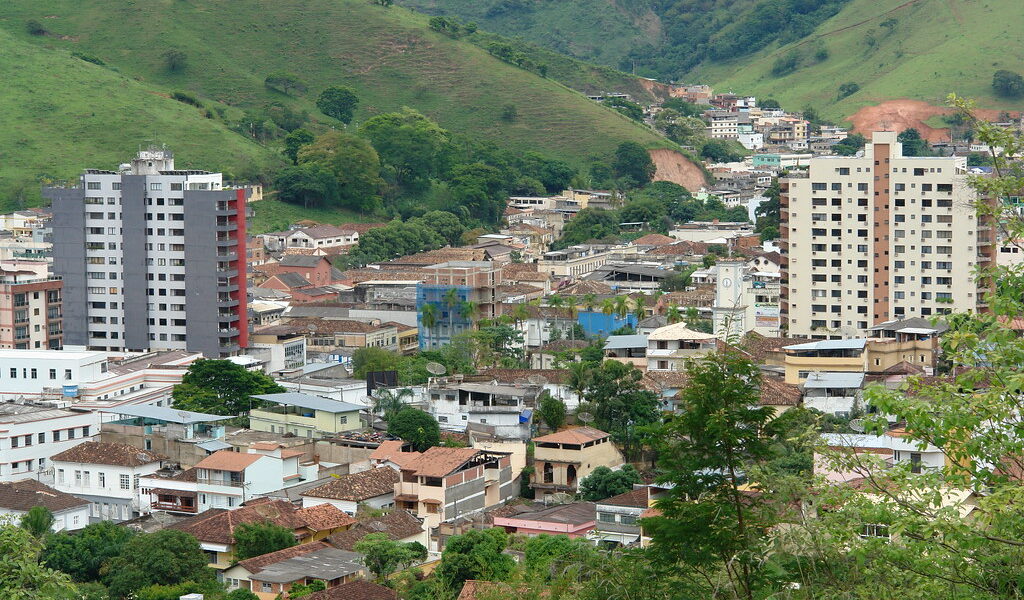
[492,501,595,538]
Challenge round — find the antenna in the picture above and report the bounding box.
[425,362,447,376]
[849,419,865,433]
[576,411,594,424]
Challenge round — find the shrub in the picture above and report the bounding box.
[26,20,46,35]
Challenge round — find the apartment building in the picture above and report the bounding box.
[416,261,503,350]
[712,259,782,339]
[0,403,100,482]
[781,131,990,338]
[46,148,249,357]
[0,271,62,349]
[426,381,541,440]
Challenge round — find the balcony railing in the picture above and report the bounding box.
[196,477,243,487]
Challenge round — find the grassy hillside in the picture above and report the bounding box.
[0,0,673,193]
[0,28,280,210]
[705,0,1024,118]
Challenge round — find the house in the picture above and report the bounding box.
[306,580,397,600]
[97,404,234,471]
[518,305,577,349]
[250,392,364,437]
[603,334,647,368]
[529,339,588,369]
[646,323,718,372]
[51,441,166,523]
[140,445,324,513]
[0,402,100,482]
[274,255,340,288]
[591,487,650,547]
[530,427,624,497]
[492,501,596,537]
[801,372,866,417]
[782,339,867,384]
[393,447,515,536]
[260,225,359,251]
[300,466,399,515]
[426,381,540,440]
[222,540,366,599]
[327,508,427,551]
[818,432,945,483]
[0,479,90,531]
[169,499,354,571]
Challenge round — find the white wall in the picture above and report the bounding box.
[301,492,394,516]
[0,411,100,482]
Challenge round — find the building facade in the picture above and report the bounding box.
[0,403,100,482]
[0,273,62,350]
[781,131,990,338]
[46,148,249,357]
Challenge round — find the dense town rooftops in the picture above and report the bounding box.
[0,480,89,513]
[302,467,400,501]
[51,441,167,467]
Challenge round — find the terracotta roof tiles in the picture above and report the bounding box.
[403,447,482,478]
[296,504,358,531]
[170,499,308,544]
[194,450,264,472]
[302,467,400,502]
[51,441,167,467]
[598,487,649,507]
[307,580,397,600]
[0,479,89,513]
[533,427,610,445]
[327,510,424,551]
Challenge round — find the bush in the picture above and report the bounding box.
[993,70,1024,98]
[161,49,188,72]
[71,52,105,66]
[26,20,46,35]
[837,82,860,99]
[771,52,800,77]
[170,91,201,107]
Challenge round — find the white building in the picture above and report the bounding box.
[801,371,865,416]
[0,479,90,531]
[781,131,989,338]
[426,381,539,440]
[712,259,782,339]
[51,441,166,522]
[646,323,718,372]
[140,444,324,514]
[259,224,358,252]
[0,403,100,482]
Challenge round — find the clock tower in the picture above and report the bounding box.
[712,259,747,341]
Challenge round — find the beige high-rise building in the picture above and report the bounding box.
[780,131,993,339]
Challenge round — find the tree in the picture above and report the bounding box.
[103,529,214,599]
[536,391,567,431]
[435,528,514,588]
[361,108,450,189]
[522,534,595,580]
[448,162,508,224]
[282,128,315,164]
[171,359,284,416]
[0,522,76,600]
[992,69,1024,98]
[754,178,780,241]
[372,387,413,422]
[500,104,518,122]
[354,532,427,580]
[297,131,383,212]
[387,407,440,452]
[273,163,339,210]
[225,590,260,600]
[661,98,705,117]
[420,303,438,349]
[19,506,53,537]
[605,97,645,122]
[666,303,683,324]
[758,98,781,110]
[553,208,620,249]
[833,132,866,156]
[373,0,394,5]
[837,81,860,99]
[232,521,297,561]
[345,220,444,266]
[612,142,655,187]
[289,580,326,598]
[897,127,930,156]
[700,139,746,163]
[316,86,360,124]
[264,72,307,96]
[352,347,402,378]
[643,351,778,600]
[42,521,135,583]
[578,465,641,501]
[25,20,46,35]
[578,361,660,457]
[160,49,187,72]
[411,211,465,246]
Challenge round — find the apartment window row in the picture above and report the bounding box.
[145,228,186,237]
[85,181,122,190]
[144,213,185,221]
[145,243,186,252]
[146,195,185,204]
[6,367,72,381]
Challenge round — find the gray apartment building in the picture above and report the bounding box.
[45,149,249,358]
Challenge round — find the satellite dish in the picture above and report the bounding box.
[849,418,865,433]
[577,411,594,424]
[425,362,447,376]
[528,374,548,386]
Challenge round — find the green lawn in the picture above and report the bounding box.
[0,0,676,211]
[249,199,384,235]
[701,0,1024,119]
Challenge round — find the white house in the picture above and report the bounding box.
[259,225,359,251]
[801,372,865,416]
[426,381,540,440]
[646,323,718,372]
[140,443,324,514]
[0,479,90,531]
[51,441,167,522]
[300,465,399,515]
[0,403,100,483]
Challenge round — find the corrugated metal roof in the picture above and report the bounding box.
[253,392,363,413]
[783,338,866,351]
[603,334,649,350]
[802,372,865,389]
[101,404,233,424]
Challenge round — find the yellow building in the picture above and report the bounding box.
[782,338,867,384]
[531,427,624,496]
[250,392,362,437]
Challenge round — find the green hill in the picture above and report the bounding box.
[0,0,676,208]
[0,28,279,210]
[401,0,1024,117]
[705,0,1024,118]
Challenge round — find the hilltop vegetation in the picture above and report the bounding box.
[402,0,1024,117]
[0,0,677,208]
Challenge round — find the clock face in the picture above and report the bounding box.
[722,277,732,288]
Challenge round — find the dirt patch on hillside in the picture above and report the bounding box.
[649,148,707,192]
[846,99,953,143]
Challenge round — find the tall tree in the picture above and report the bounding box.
[273,163,339,210]
[232,522,297,561]
[420,303,438,349]
[103,530,214,599]
[536,391,567,431]
[578,465,641,501]
[643,351,777,600]
[19,506,53,537]
[282,128,315,164]
[316,86,360,124]
[42,521,135,583]
[435,528,515,589]
[612,142,655,187]
[297,131,383,213]
[578,361,659,457]
[354,532,427,580]
[371,387,413,422]
[171,359,284,416]
[264,72,307,96]
[360,108,450,189]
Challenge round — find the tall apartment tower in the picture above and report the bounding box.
[780,131,993,339]
[45,149,249,357]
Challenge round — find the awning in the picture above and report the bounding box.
[421,498,442,505]
[148,488,197,498]
[196,440,232,452]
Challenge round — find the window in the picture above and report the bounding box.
[87,181,102,190]
[98,472,105,488]
[38,433,44,444]
[53,430,61,442]
[120,474,131,490]
[598,512,617,523]
[57,469,64,484]
[860,523,891,539]
[620,515,637,525]
[262,583,273,593]
[150,182,163,191]
[75,470,82,485]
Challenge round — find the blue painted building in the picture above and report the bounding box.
[577,311,638,339]
[417,284,472,350]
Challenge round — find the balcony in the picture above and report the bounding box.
[196,477,243,488]
[218,312,240,323]
[218,327,240,337]
[466,403,522,414]
[216,252,238,262]
[218,283,239,293]
[216,268,239,278]
[218,297,239,308]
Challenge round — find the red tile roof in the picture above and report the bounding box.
[194,450,264,472]
[0,479,89,513]
[307,580,397,600]
[327,510,424,551]
[533,427,609,445]
[170,499,308,544]
[403,447,482,478]
[631,233,677,246]
[302,468,400,502]
[598,487,649,507]
[296,504,358,531]
[51,441,167,467]
[758,378,802,406]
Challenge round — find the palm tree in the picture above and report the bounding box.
[460,300,480,330]
[667,303,683,324]
[601,297,616,316]
[582,293,597,313]
[651,289,664,308]
[613,295,630,321]
[420,303,437,349]
[685,306,700,325]
[442,288,458,337]
[511,303,530,328]
[372,387,413,422]
[20,506,54,538]
[632,295,647,322]
[547,295,565,340]
[567,361,590,398]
